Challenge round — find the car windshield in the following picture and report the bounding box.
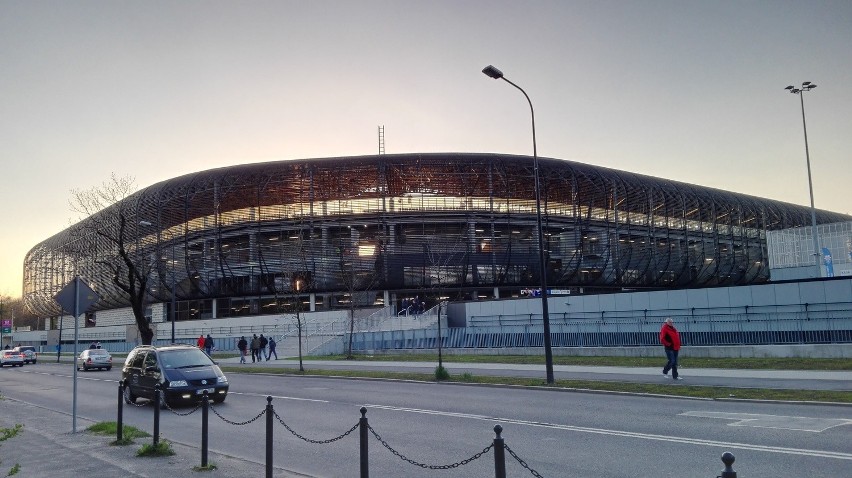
[159,349,212,369]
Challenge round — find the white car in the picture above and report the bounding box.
[0,350,25,367]
[77,348,113,371]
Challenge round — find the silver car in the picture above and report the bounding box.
[0,350,24,367]
[77,348,113,371]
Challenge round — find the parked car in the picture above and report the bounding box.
[0,350,24,367]
[77,348,112,371]
[12,346,37,364]
[121,344,229,407]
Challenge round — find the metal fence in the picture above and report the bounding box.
[349,311,852,351]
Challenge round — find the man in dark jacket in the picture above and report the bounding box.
[237,336,248,364]
[258,334,268,361]
[659,318,682,380]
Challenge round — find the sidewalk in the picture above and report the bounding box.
[0,397,309,478]
[217,356,852,391]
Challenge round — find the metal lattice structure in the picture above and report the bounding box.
[23,153,851,319]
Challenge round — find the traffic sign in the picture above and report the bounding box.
[54,277,100,316]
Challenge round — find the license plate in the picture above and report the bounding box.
[196,388,215,395]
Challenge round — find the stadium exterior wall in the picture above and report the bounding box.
[22,153,852,329]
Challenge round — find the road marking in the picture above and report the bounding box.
[231,392,328,403]
[365,404,852,461]
[681,411,852,432]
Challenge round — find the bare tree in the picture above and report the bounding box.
[338,239,382,360]
[69,174,155,344]
[421,229,468,375]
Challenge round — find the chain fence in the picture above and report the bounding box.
[118,382,738,477]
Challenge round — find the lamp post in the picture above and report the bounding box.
[784,82,821,277]
[482,64,554,384]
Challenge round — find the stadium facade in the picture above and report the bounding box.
[23,153,852,326]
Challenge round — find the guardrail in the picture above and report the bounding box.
[115,381,739,477]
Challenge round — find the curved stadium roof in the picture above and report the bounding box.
[23,153,851,317]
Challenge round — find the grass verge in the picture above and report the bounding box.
[307,353,852,370]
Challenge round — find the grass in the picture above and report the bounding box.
[222,353,852,404]
[0,425,22,442]
[306,353,852,370]
[193,463,218,472]
[0,425,23,477]
[136,440,175,457]
[87,422,150,446]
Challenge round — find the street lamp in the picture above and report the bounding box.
[784,81,821,277]
[482,64,554,384]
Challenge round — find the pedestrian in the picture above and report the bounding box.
[259,334,268,360]
[55,343,61,362]
[267,336,277,360]
[197,334,205,349]
[205,334,214,355]
[660,318,683,380]
[89,341,97,349]
[250,334,259,363]
[237,336,248,364]
[95,341,101,349]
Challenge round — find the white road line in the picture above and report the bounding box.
[365,404,852,461]
[681,411,852,432]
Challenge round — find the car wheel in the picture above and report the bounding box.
[212,394,226,404]
[32,360,37,364]
[123,385,137,404]
[83,365,89,371]
[106,367,112,371]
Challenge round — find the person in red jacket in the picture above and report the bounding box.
[659,318,683,380]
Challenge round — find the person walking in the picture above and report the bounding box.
[267,336,278,360]
[205,334,214,355]
[237,336,248,364]
[250,334,260,363]
[259,334,268,361]
[197,334,205,349]
[660,318,683,380]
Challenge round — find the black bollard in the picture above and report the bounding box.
[116,380,124,442]
[493,425,506,478]
[359,407,369,478]
[266,396,273,478]
[153,384,161,447]
[718,452,736,478]
[201,391,209,468]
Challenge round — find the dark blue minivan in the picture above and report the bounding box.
[122,344,229,407]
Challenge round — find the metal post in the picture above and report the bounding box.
[785,82,821,276]
[265,396,273,478]
[171,239,176,343]
[493,424,506,478]
[116,380,124,442]
[359,407,369,478]
[483,65,554,383]
[201,391,209,468]
[153,384,160,447]
[718,452,736,478]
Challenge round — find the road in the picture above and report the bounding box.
[2,363,851,477]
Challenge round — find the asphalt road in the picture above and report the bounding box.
[2,362,851,477]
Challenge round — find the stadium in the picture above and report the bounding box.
[17,153,852,353]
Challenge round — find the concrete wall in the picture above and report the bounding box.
[451,277,852,325]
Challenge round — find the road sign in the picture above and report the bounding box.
[1,319,11,334]
[54,277,100,316]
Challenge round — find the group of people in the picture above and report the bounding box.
[88,341,102,349]
[236,334,277,363]
[399,296,426,316]
[197,334,215,355]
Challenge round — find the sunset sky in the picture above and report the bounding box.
[1,0,851,298]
